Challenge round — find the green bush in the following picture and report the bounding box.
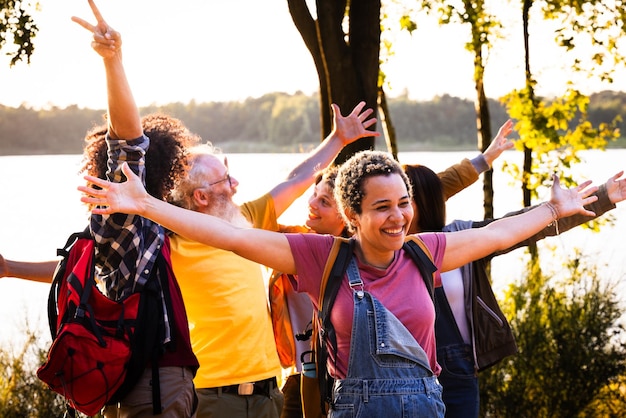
[0,328,67,417]
[479,251,626,417]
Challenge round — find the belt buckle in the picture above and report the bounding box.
[237,382,254,395]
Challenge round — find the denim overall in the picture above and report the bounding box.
[329,259,445,418]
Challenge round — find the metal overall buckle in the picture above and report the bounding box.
[349,278,365,299]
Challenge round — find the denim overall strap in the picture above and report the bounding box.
[330,258,445,418]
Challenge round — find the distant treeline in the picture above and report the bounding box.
[1,90,624,155]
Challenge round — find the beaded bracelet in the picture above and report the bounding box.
[544,201,560,235]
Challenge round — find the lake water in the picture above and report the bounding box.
[1,150,625,348]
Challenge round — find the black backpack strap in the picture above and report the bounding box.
[403,239,437,303]
[149,250,176,415]
[109,245,172,414]
[47,227,92,339]
[317,238,354,411]
[320,240,354,327]
[55,227,91,259]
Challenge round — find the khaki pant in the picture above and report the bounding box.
[196,384,284,418]
[103,366,197,418]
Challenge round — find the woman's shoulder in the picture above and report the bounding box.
[410,232,446,265]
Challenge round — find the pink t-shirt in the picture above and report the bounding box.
[286,233,446,378]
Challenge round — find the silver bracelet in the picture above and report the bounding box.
[544,201,560,235]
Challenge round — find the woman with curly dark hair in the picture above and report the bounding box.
[69,1,201,416]
[81,112,199,203]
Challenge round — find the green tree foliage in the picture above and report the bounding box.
[502,87,621,199]
[0,0,38,65]
[0,91,624,156]
[142,92,322,153]
[512,0,626,213]
[542,0,626,83]
[479,252,626,417]
[0,104,105,155]
[388,93,508,149]
[579,374,626,417]
[0,327,66,417]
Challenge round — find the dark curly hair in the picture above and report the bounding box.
[80,113,201,201]
[335,150,411,233]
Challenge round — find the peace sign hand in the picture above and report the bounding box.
[71,0,121,59]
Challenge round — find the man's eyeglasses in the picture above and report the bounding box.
[207,171,231,188]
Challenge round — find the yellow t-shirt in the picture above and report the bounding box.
[170,193,282,389]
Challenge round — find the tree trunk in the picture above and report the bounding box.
[475,78,494,220]
[377,87,399,161]
[288,0,379,164]
[522,0,538,258]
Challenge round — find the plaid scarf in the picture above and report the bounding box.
[90,134,171,342]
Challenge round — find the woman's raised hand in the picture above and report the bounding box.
[605,171,626,204]
[79,163,148,216]
[71,0,120,59]
[330,101,380,146]
[549,174,598,219]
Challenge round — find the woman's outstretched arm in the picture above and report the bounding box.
[80,163,297,274]
[440,175,599,272]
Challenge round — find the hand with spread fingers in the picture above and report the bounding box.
[329,101,380,147]
[482,119,515,167]
[79,163,149,216]
[548,175,598,220]
[605,171,626,204]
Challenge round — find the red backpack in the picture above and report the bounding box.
[37,229,172,417]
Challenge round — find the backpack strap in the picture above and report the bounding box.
[55,227,91,259]
[315,237,354,412]
[319,238,354,325]
[151,252,169,415]
[47,227,92,339]
[402,236,437,303]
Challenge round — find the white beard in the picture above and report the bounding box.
[206,192,252,228]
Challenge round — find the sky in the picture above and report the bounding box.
[1,0,624,110]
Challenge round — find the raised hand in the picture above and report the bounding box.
[549,175,598,219]
[482,119,515,167]
[79,163,148,216]
[71,0,120,59]
[605,171,626,204]
[329,101,380,146]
